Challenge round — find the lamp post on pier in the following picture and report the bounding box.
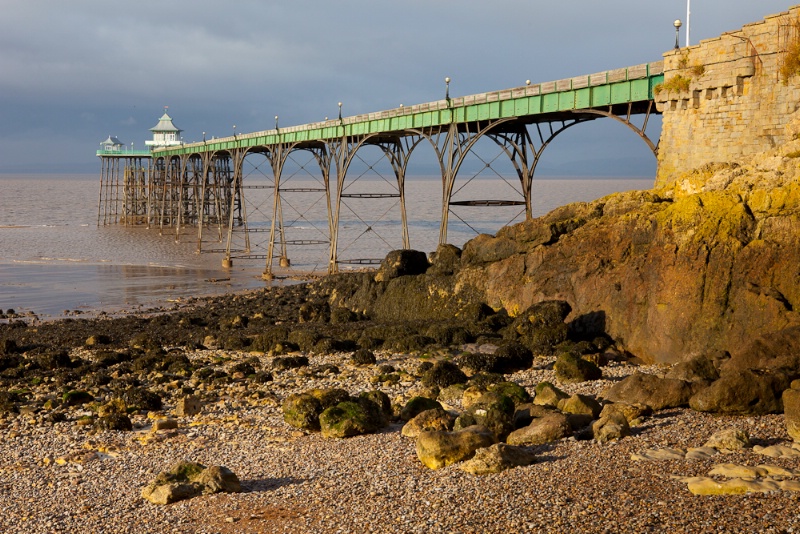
[674,19,683,50]
[445,77,451,100]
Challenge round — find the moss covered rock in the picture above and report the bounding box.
[319,398,385,438]
[400,396,443,422]
[141,461,241,505]
[421,361,467,388]
[554,352,602,383]
[533,381,569,408]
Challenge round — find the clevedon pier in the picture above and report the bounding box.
[97,61,665,278]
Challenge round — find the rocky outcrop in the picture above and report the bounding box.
[322,141,800,365]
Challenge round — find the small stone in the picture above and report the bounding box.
[152,418,179,432]
[175,396,203,417]
[630,448,686,461]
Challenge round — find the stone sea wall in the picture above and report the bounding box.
[656,4,800,187]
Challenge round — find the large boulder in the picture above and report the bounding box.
[506,412,572,446]
[454,392,515,441]
[319,398,386,438]
[598,402,652,426]
[459,443,537,475]
[665,354,721,384]
[457,343,533,375]
[415,426,496,470]
[428,244,462,276]
[601,372,692,411]
[282,388,350,431]
[533,381,570,408]
[401,408,455,438]
[592,411,630,443]
[512,403,557,429]
[703,428,752,451]
[558,393,602,418]
[689,370,789,415]
[141,461,242,505]
[553,352,602,383]
[421,361,467,388]
[505,301,571,355]
[374,249,430,282]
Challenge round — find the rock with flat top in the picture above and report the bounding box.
[459,443,536,475]
[415,425,495,470]
[601,372,691,411]
[401,408,455,438]
[506,412,571,446]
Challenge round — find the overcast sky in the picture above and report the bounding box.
[0,1,793,175]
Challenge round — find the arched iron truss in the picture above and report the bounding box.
[99,100,660,276]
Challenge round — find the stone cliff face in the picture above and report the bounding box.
[453,144,800,364]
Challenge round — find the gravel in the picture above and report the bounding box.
[1,349,799,533]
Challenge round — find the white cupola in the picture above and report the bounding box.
[145,107,183,147]
[100,135,124,152]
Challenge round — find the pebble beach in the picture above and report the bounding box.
[1,342,798,534]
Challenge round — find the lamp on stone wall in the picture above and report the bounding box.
[674,19,683,50]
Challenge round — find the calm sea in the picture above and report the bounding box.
[0,174,652,318]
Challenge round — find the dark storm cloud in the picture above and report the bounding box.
[0,0,792,173]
